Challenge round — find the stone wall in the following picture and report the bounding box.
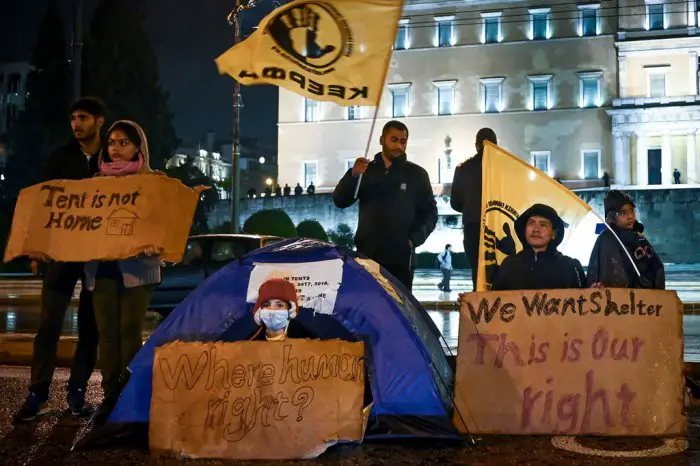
[208,187,700,263]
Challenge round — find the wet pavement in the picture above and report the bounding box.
[0,366,698,465]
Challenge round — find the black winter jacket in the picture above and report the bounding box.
[43,139,100,182]
[493,247,586,291]
[587,222,665,290]
[333,152,437,266]
[450,153,482,226]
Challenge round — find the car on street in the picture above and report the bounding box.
[149,234,283,316]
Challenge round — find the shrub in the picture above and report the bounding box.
[328,223,354,248]
[296,220,329,242]
[242,209,297,238]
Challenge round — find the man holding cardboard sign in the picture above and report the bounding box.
[14,97,106,422]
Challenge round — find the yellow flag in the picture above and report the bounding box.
[477,142,601,291]
[215,0,403,106]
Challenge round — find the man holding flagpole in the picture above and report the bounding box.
[333,121,437,290]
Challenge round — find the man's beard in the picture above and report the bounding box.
[74,130,96,142]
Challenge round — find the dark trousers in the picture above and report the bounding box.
[30,262,98,399]
[463,223,480,292]
[439,268,452,291]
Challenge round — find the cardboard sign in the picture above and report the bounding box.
[150,340,365,460]
[453,288,685,436]
[3,175,206,263]
[247,259,344,314]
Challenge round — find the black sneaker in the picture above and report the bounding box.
[14,392,49,423]
[67,388,91,417]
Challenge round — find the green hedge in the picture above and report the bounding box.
[296,220,329,242]
[242,209,297,238]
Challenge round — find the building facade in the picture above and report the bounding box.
[609,0,700,185]
[0,62,33,135]
[278,0,619,192]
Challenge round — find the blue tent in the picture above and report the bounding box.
[87,238,459,446]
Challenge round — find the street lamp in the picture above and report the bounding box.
[266,177,273,186]
[259,156,266,164]
[227,0,258,233]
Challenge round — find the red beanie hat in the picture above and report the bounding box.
[253,279,299,325]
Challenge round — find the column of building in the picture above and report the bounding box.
[613,132,631,185]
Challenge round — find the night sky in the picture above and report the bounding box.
[1,0,278,145]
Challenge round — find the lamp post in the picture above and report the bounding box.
[227,0,258,233]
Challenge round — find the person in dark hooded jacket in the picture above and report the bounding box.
[493,204,586,291]
[587,190,665,289]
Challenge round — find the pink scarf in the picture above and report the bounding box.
[100,153,145,176]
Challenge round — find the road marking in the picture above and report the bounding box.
[551,436,688,458]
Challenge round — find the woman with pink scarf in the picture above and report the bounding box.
[84,120,162,424]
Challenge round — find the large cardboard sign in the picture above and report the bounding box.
[4,175,205,263]
[150,340,365,460]
[454,289,685,436]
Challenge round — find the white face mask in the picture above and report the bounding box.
[259,309,290,332]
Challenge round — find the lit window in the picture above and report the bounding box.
[578,71,602,108]
[304,98,318,122]
[579,4,600,36]
[582,150,601,179]
[347,105,361,120]
[395,19,409,50]
[482,12,502,43]
[530,8,551,40]
[532,151,551,175]
[433,80,456,115]
[303,161,318,187]
[435,16,455,47]
[528,75,553,111]
[480,77,505,113]
[389,84,410,117]
[647,3,665,30]
[649,72,666,97]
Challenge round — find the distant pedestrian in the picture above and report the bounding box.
[294,183,303,195]
[264,185,272,197]
[674,169,682,184]
[247,187,256,199]
[307,182,316,195]
[274,185,282,197]
[437,244,453,292]
[602,172,610,187]
[283,184,291,196]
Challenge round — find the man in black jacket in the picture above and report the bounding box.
[450,128,497,291]
[333,120,437,289]
[15,97,106,422]
[493,204,586,291]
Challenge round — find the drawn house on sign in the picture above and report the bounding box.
[106,208,139,236]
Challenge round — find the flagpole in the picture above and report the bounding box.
[353,105,381,199]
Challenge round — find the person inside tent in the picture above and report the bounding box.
[492,203,586,290]
[588,190,665,289]
[250,279,315,341]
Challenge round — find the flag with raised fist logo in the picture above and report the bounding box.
[215,0,403,106]
[477,142,601,291]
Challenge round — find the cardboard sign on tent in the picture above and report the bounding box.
[150,340,365,460]
[453,288,686,436]
[4,174,206,264]
[78,239,459,451]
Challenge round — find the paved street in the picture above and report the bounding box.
[0,366,697,465]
